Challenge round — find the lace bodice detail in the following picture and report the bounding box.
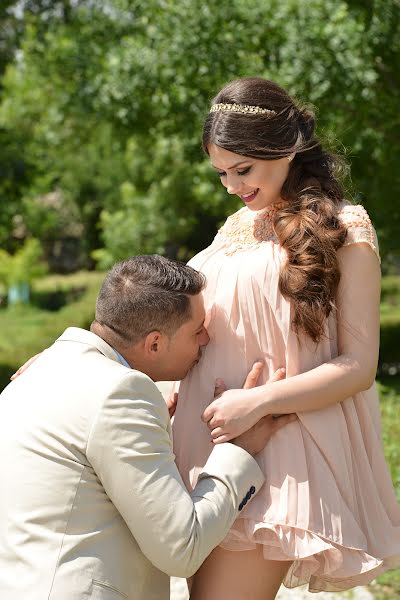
[214,202,285,255]
[214,202,380,261]
[339,204,380,260]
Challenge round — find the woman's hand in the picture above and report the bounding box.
[202,364,286,444]
[10,353,43,380]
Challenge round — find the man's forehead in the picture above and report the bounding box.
[190,293,206,322]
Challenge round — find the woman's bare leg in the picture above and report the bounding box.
[190,545,291,600]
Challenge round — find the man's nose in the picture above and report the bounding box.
[200,327,210,347]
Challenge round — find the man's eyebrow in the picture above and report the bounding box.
[211,160,252,171]
[194,319,205,331]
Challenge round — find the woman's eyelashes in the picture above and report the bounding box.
[238,166,251,176]
[216,166,252,178]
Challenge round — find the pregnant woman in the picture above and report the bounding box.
[172,77,400,599]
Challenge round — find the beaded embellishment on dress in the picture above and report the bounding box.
[215,202,286,256]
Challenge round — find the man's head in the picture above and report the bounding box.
[91,255,209,381]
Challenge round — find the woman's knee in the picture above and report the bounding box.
[190,546,291,600]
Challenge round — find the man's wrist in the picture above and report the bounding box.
[231,439,256,457]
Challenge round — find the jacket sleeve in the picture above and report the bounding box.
[87,370,265,578]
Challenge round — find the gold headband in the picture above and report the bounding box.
[210,102,276,117]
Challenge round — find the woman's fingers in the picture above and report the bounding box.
[10,353,42,380]
[206,415,220,430]
[211,433,233,444]
[242,361,264,389]
[210,414,297,446]
[210,427,224,439]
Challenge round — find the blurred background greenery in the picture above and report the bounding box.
[0,1,399,597]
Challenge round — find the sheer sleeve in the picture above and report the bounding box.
[339,204,380,262]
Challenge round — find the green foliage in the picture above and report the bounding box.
[0,270,103,388]
[0,0,399,265]
[0,238,46,288]
[379,275,400,369]
[22,191,81,243]
[92,184,170,269]
[380,275,400,325]
[377,377,400,501]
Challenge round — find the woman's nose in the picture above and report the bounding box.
[224,175,241,195]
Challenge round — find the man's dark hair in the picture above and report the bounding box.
[92,255,206,345]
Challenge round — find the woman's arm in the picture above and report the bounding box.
[203,242,381,443]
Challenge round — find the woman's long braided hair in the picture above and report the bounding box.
[203,77,348,342]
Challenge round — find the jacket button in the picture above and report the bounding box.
[250,485,256,495]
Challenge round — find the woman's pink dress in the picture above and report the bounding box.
[172,202,400,592]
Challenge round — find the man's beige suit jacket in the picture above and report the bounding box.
[0,327,264,599]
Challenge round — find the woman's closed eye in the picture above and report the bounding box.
[237,166,251,176]
[216,166,252,178]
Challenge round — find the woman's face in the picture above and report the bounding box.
[208,144,290,211]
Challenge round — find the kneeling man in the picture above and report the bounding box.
[0,255,292,599]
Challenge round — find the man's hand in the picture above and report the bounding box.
[233,413,297,456]
[203,363,288,444]
[166,391,179,418]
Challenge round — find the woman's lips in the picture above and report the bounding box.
[240,189,259,203]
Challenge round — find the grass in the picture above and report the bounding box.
[370,564,400,600]
[377,377,400,500]
[375,277,400,599]
[367,376,400,599]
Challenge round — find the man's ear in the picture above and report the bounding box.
[143,331,167,358]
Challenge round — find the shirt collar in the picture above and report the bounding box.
[112,348,131,369]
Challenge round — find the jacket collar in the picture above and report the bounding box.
[55,327,120,363]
